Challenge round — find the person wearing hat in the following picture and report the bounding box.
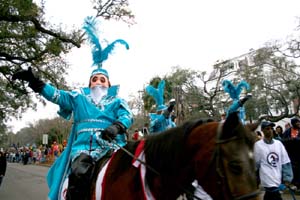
[12,17,133,200]
[254,121,293,200]
[145,80,176,134]
[282,117,300,140]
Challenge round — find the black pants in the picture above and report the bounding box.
[264,187,282,200]
[0,176,3,187]
[66,150,113,200]
[66,153,95,200]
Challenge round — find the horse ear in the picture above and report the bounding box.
[245,121,260,132]
[222,112,240,139]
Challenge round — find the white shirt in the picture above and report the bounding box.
[254,139,290,187]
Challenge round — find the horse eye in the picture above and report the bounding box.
[228,161,242,175]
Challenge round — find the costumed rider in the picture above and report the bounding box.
[222,79,251,124]
[12,16,133,200]
[145,80,176,134]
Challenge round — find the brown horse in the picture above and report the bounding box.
[88,112,259,200]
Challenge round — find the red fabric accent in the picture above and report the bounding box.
[132,132,139,140]
[134,139,150,200]
[101,151,117,200]
[132,140,145,164]
[291,128,298,138]
[139,165,147,200]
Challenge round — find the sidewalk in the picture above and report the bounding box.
[37,157,54,167]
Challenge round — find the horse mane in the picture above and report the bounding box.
[143,118,215,185]
[104,118,215,190]
[104,140,140,182]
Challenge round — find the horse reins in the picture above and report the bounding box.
[104,135,160,175]
[105,134,202,200]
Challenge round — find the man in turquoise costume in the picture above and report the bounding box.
[12,17,133,200]
[145,80,176,134]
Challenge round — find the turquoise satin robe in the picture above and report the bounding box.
[149,113,173,134]
[41,84,133,200]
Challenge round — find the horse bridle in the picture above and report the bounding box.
[212,123,260,200]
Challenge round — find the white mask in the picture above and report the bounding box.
[90,85,108,104]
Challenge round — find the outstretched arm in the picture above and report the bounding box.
[12,67,45,93]
[12,67,74,118]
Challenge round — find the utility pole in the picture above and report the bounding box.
[173,86,184,124]
[138,90,146,119]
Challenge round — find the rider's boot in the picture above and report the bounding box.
[66,153,95,200]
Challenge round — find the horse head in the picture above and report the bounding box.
[186,112,259,200]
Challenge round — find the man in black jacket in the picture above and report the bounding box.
[283,118,300,140]
[0,151,7,187]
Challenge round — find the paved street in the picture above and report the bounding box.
[0,163,49,200]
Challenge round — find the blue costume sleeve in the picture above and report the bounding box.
[41,83,75,120]
[113,98,134,147]
[149,113,169,134]
[171,121,176,128]
[149,118,158,134]
[117,98,134,129]
[282,162,293,183]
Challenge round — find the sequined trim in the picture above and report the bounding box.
[76,128,104,134]
[52,88,60,103]
[75,119,108,123]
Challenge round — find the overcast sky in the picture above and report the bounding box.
[7,0,300,132]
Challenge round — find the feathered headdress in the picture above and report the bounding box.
[83,16,129,79]
[146,80,167,112]
[222,79,250,120]
[222,80,250,100]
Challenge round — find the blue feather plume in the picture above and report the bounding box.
[222,80,250,100]
[101,39,129,62]
[83,16,129,67]
[223,79,250,120]
[146,80,166,111]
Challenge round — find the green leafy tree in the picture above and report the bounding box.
[142,67,201,124]
[245,47,300,122]
[0,0,134,129]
